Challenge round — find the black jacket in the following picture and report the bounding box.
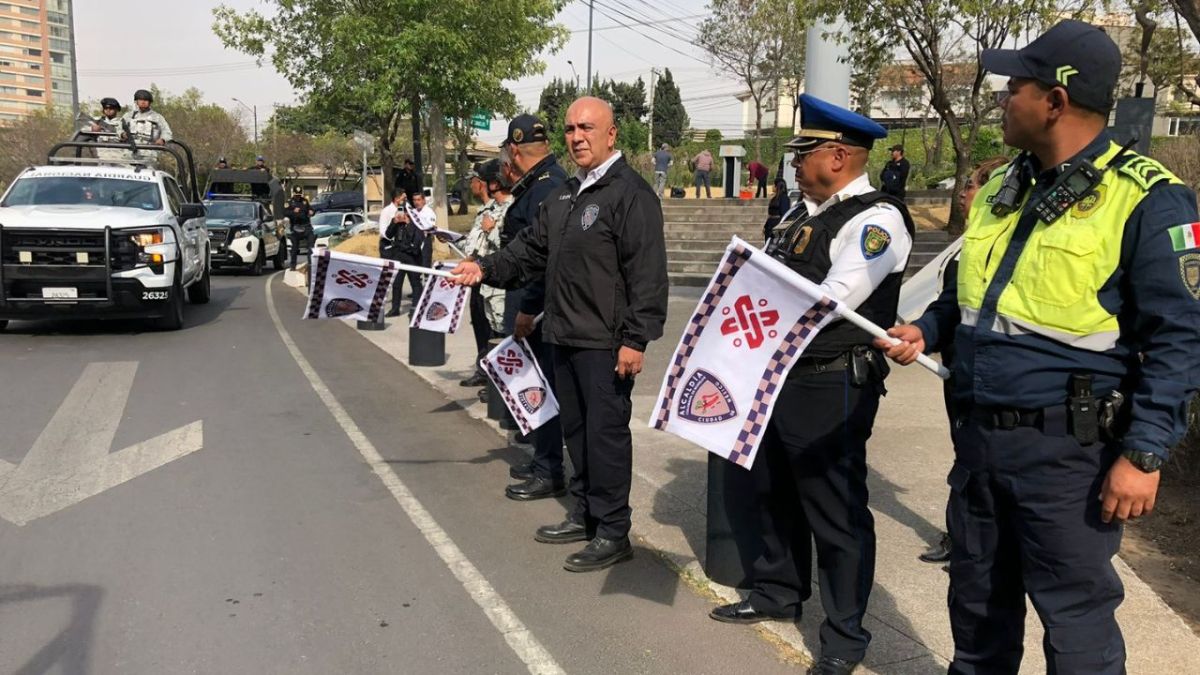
[288,196,312,229]
[880,158,910,197]
[396,169,420,202]
[502,154,568,315]
[481,156,669,351]
[382,218,424,259]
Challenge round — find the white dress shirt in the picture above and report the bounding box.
[576,151,623,195]
[378,202,399,232]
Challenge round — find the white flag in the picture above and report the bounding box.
[410,262,470,333]
[481,336,560,435]
[650,237,839,469]
[304,249,397,323]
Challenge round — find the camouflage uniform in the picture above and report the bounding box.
[122,109,173,167]
[86,115,128,163]
[466,195,511,333]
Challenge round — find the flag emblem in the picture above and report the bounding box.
[325,298,364,318]
[425,302,449,322]
[335,269,370,288]
[1169,223,1200,252]
[581,203,600,230]
[678,369,737,423]
[518,387,546,414]
[496,349,524,375]
[720,294,780,349]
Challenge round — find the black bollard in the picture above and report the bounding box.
[357,319,386,331]
[704,452,764,589]
[408,324,446,366]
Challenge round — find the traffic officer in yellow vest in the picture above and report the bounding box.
[879,20,1200,674]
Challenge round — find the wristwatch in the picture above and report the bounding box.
[1121,449,1164,473]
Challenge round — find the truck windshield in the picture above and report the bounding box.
[203,201,257,220]
[2,176,162,210]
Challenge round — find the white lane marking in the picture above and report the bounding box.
[265,277,564,675]
[0,362,204,526]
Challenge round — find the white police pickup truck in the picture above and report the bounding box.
[0,138,211,331]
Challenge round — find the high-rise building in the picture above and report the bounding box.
[0,0,77,123]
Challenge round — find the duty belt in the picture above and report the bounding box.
[791,352,851,375]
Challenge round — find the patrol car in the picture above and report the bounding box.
[0,138,211,331]
[202,169,288,274]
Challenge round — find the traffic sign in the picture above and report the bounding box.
[470,111,491,130]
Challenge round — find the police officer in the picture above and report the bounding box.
[287,186,314,270]
[708,94,913,675]
[381,200,424,315]
[492,114,570,502]
[123,89,172,145]
[452,97,669,572]
[878,21,1200,674]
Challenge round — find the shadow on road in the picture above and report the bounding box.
[0,583,103,675]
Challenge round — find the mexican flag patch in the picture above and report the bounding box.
[1168,222,1200,252]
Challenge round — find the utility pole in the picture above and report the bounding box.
[586,0,594,93]
[648,68,658,151]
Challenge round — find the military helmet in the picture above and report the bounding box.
[100,97,120,109]
[292,186,303,195]
[133,89,153,103]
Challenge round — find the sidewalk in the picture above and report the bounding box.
[298,279,1200,673]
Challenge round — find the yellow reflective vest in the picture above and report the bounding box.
[958,142,1182,352]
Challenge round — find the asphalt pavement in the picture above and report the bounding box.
[0,274,799,674]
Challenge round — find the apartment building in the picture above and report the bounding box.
[0,0,76,123]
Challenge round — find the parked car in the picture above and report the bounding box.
[421,187,462,212]
[311,211,366,248]
[310,190,364,214]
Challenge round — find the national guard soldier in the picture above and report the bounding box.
[878,20,1200,674]
[708,94,913,675]
[123,89,172,146]
[287,186,314,270]
[88,97,126,163]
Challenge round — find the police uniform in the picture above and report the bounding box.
[912,21,1200,674]
[287,192,313,270]
[715,95,913,671]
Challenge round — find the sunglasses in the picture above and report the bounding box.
[790,145,839,166]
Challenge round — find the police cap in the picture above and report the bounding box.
[293,186,303,195]
[981,19,1121,114]
[133,89,153,103]
[784,94,888,151]
[503,114,548,146]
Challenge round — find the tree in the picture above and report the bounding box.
[0,107,74,189]
[1124,1,1200,106]
[652,68,689,147]
[151,87,252,183]
[213,0,567,223]
[698,0,807,160]
[827,0,1057,232]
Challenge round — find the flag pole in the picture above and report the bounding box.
[832,304,950,379]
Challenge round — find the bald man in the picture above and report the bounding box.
[453,97,669,572]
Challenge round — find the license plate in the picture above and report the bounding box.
[42,287,78,299]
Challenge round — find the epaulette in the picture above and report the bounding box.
[1114,153,1178,190]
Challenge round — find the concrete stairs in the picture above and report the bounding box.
[662,199,955,287]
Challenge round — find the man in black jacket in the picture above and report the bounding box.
[287,187,314,270]
[381,207,424,317]
[879,144,910,200]
[453,97,669,572]
[494,115,569,502]
[396,160,421,205]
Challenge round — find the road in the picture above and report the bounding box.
[0,274,796,674]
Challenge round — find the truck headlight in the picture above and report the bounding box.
[130,231,164,247]
[128,227,172,270]
[233,229,251,239]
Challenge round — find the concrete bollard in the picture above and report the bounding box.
[703,453,764,589]
[408,325,446,366]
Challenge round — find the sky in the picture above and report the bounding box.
[74,0,746,147]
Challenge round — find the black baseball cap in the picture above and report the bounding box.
[503,114,548,146]
[981,20,1121,114]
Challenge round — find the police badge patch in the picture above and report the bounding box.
[677,369,738,423]
[860,224,891,260]
[581,203,600,231]
[1180,253,1200,300]
[425,302,450,322]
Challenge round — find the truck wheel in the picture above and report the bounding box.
[155,282,185,331]
[273,240,288,270]
[0,320,7,331]
[188,261,211,304]
[251,246,265,276]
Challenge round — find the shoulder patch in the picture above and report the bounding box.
[1180,253,1200,299]
[1116,154,1180,190]
[860,224,891,260]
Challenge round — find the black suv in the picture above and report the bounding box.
[310,190,364,214]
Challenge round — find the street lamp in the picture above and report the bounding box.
[232,97,258,146]
[567,60,580,90]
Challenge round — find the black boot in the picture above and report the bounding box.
[505,476,566,501]
[709,599,798,624]
[806,656,859,675]
[534,520,588,544]
[919,532,952,563]
[562,536,633,572]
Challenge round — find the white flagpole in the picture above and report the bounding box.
[833,303,950,379]
[395,261,456,279]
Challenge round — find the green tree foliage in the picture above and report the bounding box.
[212,0,567,198]
[150,87,251,183]
[0,106,74,189]
[826,0,1059,232]
[697,0,807,160]
[652,68,689,147]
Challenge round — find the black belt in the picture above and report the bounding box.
[968,404,1070,435]
[791,352,851,375]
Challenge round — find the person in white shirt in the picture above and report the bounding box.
[406,191,436,267]
[376,190,406,256]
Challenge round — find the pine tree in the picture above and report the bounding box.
[651,69,688,147]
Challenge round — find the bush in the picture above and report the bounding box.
[1151,134,1200,193]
